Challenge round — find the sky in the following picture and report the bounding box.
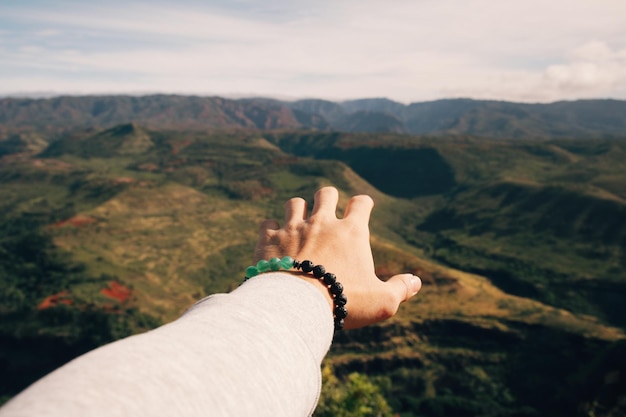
[1,0,625,103]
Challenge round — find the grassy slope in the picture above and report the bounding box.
[269,132,626,324]
[1,127,624,415]
[269,131,626,415]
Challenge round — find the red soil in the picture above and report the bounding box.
[31,158,74,171]
[51,215,97,228]
[38,291,73,310]
[101,281,132,303]
[113,177,135,184]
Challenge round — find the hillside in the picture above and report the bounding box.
[2,95,626,139]
[0,126,625,416]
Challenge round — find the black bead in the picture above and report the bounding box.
[312,265,326,278]
[334,293,347,306]
[334,305,348,319]
[292,260,301,269]
[334,318,345,331]
[322,272,336,286]
[329,282,343,295]
[300,260,314,273]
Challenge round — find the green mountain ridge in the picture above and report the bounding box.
[2,95,626,139]
[42,123,154,158]
[1,124,625,415]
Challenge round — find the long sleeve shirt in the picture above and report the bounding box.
[0,273,334,417]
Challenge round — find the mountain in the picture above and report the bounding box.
[341,97,407,115]
[333,110,407,133]
[1,124,625,416]
[0,95,327,133]
[0,132,48,156]
[1,95,626,139]
[279,98,345,124]
[42,123,154,157]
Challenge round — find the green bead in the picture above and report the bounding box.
[280,256,295,269]
[245,266,259,278]
[256,259,270,273]
[269,257,281,271]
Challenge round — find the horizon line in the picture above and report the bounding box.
[0,91,623,106]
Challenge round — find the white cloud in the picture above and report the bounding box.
[1,0,625,102]
[436,41,626,102]
[540,42,626,97]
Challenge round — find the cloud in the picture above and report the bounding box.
[543,42,626,93]
[1,0,625,102]
[438,41,626,103]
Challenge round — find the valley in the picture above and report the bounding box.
[0,117,625,416]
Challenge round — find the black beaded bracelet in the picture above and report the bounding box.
[244,257,348,331]
[294,260,348,331]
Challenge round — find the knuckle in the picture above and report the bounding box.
[284,222,301,233]
[261,228,276,241]
[307,214,322,226]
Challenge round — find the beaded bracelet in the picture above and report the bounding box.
[244,256,348,331]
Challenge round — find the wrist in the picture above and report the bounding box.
[244,258,348,331]
[225,273,334,361]
[289,272,334,311]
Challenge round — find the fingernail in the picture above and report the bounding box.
[410,275,422,294]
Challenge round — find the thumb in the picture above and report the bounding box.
[386,273,422,303]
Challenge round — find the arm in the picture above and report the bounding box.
[0,275,333,417]
[0,186,421,417]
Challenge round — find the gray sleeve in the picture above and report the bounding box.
[0,273,334,417]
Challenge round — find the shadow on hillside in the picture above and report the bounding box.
[320,147,456,198]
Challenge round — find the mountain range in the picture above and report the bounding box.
[1,96,626,416]
[1,95,626,139]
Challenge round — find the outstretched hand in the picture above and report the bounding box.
[253,186,422,329]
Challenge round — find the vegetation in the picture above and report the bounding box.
[2,95,626,138]
[315,366,394,417]
[0,217,160,403]
[0,122,624,415]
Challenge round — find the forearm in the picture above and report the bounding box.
[0,273,334,417]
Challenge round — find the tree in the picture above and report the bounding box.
[314,365,394,417]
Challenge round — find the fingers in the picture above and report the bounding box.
[288,187,373,223]
[284,197,308,225]
[343,194,374,223]
[385,273,422,304]
[311,187,339,218]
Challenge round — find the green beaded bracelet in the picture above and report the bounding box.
[243,257,347,331]
[244,256,295,280]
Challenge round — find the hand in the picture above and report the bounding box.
[253,186,422,329]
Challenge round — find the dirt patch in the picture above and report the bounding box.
[113,177,136,184]
[38,291,73,310]
[51,215,97,228]
[101,281,132,303]
[31,158,75,171]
